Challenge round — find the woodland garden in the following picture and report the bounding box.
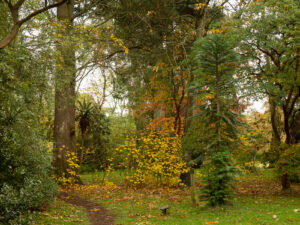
[0,0,300,224]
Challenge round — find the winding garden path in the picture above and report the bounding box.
[58,191,115,225]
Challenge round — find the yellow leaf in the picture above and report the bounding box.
[91,208,100,212]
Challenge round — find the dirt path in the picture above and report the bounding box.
[58,191,115,225]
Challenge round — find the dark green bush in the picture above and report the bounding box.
[200,150,241,206]
[276,144,300,183]
[80,163,100,174]
[0,102,57,225]
[0,47,58,224]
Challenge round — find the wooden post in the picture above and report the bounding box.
[191,168,196,207]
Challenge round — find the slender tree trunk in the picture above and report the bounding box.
[281,173,291,190]
[269,96,281,146]
[215,60,221,149]
[181,73,194,186]
[53,1,77,181]
[181,8,207,185]
[79,132,86,167]
[282,108,292,190]
[190,168,196,207]
[269,96,291,190]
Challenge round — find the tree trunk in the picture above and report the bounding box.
[190,168,196,207]
[181,9,207,185]
[215,60,221,149]
[181,73,194,186]
[269,95,281,147]
[281,173,291,190]
[269,96,292,190]
[53,1,77,181]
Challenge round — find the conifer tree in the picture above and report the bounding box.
[190,34,242,205]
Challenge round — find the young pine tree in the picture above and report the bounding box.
[190,34,243,206]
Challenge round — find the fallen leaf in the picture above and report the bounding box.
[91,208,100,212]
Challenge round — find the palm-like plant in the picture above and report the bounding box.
[76,98,95,165]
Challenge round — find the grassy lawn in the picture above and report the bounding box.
[108,194,300,225]
[77,169,300,225]
[34,199,90,225]
[80,169,131,185]
[74,184,300,225]
[37,169,300,225]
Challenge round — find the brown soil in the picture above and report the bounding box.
[58,191,115,225]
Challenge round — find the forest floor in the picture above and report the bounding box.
[57,191,115,225]
[35,169,300,225]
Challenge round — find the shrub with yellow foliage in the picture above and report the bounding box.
[116,131,188,187]
[52,149,80,186]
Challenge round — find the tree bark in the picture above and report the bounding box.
[269,96,281,144]
[269,97,292,190]
[215,59,221,149]
[181,5,208,186]
[53,0,77,181]
[281,173,291,190]
[268,95,281,164]
[181,73,194,186]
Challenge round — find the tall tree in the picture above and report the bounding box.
[190,34,242,205]
[53,0,77,179]
[236,0,300,189]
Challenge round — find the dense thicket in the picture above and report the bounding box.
[0,46,57,224]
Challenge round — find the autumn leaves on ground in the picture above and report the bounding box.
[35,169,300,225]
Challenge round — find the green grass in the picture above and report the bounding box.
[95,190,300,225]
[34,200,90,225]
[239,168,277,182]
[80,169,130,184]
[82,168,300,225]
[40,169,300,225]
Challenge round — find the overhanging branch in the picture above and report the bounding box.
[0,0,67,49]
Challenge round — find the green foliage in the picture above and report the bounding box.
[182,117,207,167]
[234,0,300,188]
[191,34,243,148]
[107,114,136,168]
[190,34,243,205]
[276,144,300,183]
[0,47,57,224]
[76,96,111,170]
[235,0,300,143]
[200,150,241,206]
[77,98,95,136]
[85,109,110,166]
